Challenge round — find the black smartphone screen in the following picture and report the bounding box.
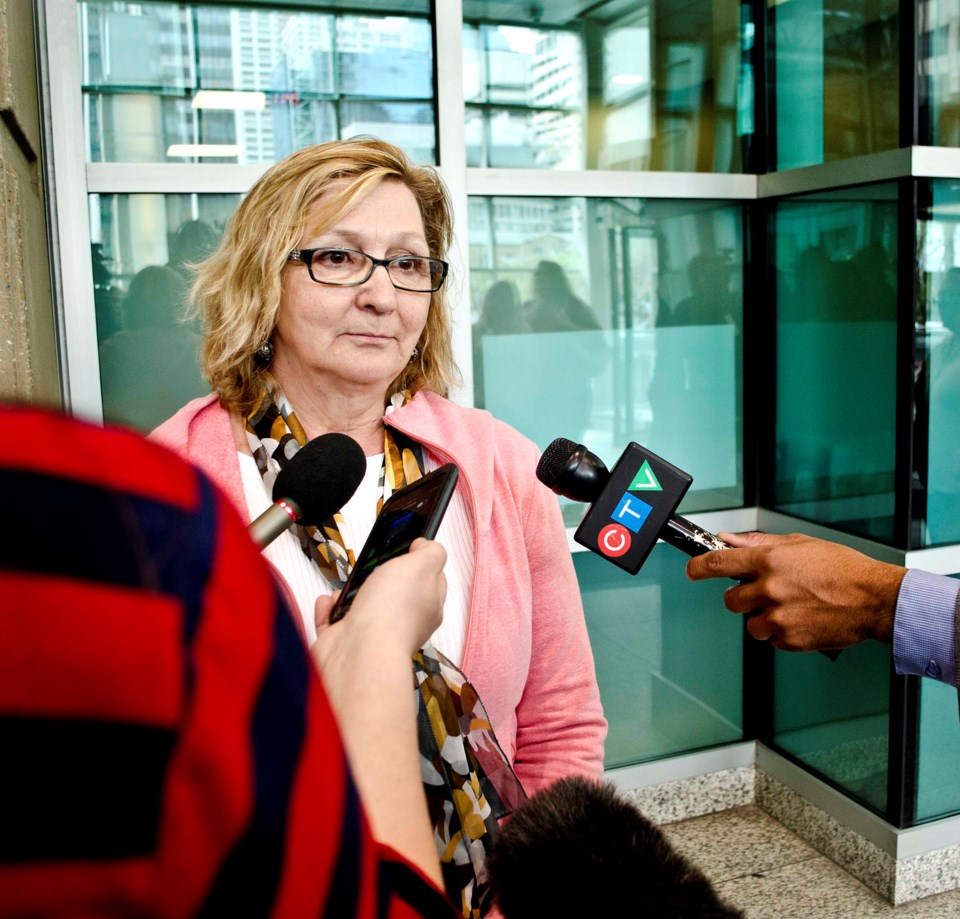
[328,463,458,623]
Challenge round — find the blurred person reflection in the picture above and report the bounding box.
[525,261,608,447]
[847,242,897,322]
[167,219,220,281]
[667,252,737,327]
[91,242,122,345]
[780,246,842,324]
[648,251,739,457]
[473,281,530,414]
[98,265,206,432]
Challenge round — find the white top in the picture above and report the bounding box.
[240,450,472,664]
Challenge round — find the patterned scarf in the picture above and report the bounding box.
[245,390,526,918]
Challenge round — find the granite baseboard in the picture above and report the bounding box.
[615,751,960,905]
[621,764,755,825]
[756,770,960,905]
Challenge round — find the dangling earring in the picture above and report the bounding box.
[409,346,420,363]
[257,339,274,362]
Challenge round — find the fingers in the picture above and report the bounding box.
[686,545,759,583]
[722,581,766,615]
[716,531,785,548]
[687,532,808,583]
[745,612,774,642]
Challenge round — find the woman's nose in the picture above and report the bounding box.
[356,262,399,312]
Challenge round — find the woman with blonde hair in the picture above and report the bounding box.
[153,137,605,913]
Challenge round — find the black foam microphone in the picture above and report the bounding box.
[248,432,366,547]
[537,437,729,574]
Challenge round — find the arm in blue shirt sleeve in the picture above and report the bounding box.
[893,568,959,687]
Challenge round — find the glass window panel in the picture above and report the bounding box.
[80,1,435,164]
[920,2,960,147]
[919,179,960,546]
[916,662,960,822]
[771,185,899,544]
[90,193,239,433]
[578,542,742,769]
[463,0,751,173]
[773,642,890,814]
[336,16,433,98]
[769,0,899,171]
[469,195,743,524]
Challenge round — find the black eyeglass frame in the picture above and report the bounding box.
[288,247,449,293]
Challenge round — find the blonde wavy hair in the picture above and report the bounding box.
[192,138,459,415]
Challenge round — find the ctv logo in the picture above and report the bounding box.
[596,460,661,558]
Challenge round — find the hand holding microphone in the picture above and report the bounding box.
[248,432,366,547]
[536,437,840,659]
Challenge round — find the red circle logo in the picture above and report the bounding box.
[598,524,631,557]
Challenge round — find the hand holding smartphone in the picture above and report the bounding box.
[327,463,459,624]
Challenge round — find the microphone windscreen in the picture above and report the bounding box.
[535,437,579,489]
[272,432,366,526]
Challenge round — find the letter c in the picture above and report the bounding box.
[598,523,631,558]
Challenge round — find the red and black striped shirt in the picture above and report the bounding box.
[0,405,455,919]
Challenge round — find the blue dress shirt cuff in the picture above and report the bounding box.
[893,568,959,687]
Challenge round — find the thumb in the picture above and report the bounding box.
[315,593,336,634]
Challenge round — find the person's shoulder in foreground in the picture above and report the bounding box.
[0,403,455,919]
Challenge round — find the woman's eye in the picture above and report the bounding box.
[394,257,426,274]
[317,249,355,268]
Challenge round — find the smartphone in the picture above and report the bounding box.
[327,463,459,623]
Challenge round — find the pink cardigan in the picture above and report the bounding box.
[153,390,606,792]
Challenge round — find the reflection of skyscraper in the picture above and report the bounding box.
[531,31,581,168]
[81,3,436,164]
[231,9,282,163]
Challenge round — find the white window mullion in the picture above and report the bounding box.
[40,0,102,421]
[433,0,473,407]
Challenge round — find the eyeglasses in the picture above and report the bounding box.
[288,247,449,293]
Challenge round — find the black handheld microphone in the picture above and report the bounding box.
[536,437,729,574]
[248,432,366,547]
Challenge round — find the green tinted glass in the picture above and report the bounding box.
[577,544,743,768]
[774,641,891,814]
[469,195,744,525]
[769,0,899,171]
[91,193,237,432]
[771,186,899,543]
[920,180,960,546]
[463,0,754,173]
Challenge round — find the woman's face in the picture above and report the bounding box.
[273,178,431,397]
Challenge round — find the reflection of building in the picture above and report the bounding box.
[81,5,435,165]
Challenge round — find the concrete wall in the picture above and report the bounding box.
[0,0,60,407]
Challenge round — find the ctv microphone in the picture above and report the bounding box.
[248,432,366,547]
[538,438,841,659]
[537,437,729,574]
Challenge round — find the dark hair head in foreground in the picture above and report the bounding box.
[487,776,744,918]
